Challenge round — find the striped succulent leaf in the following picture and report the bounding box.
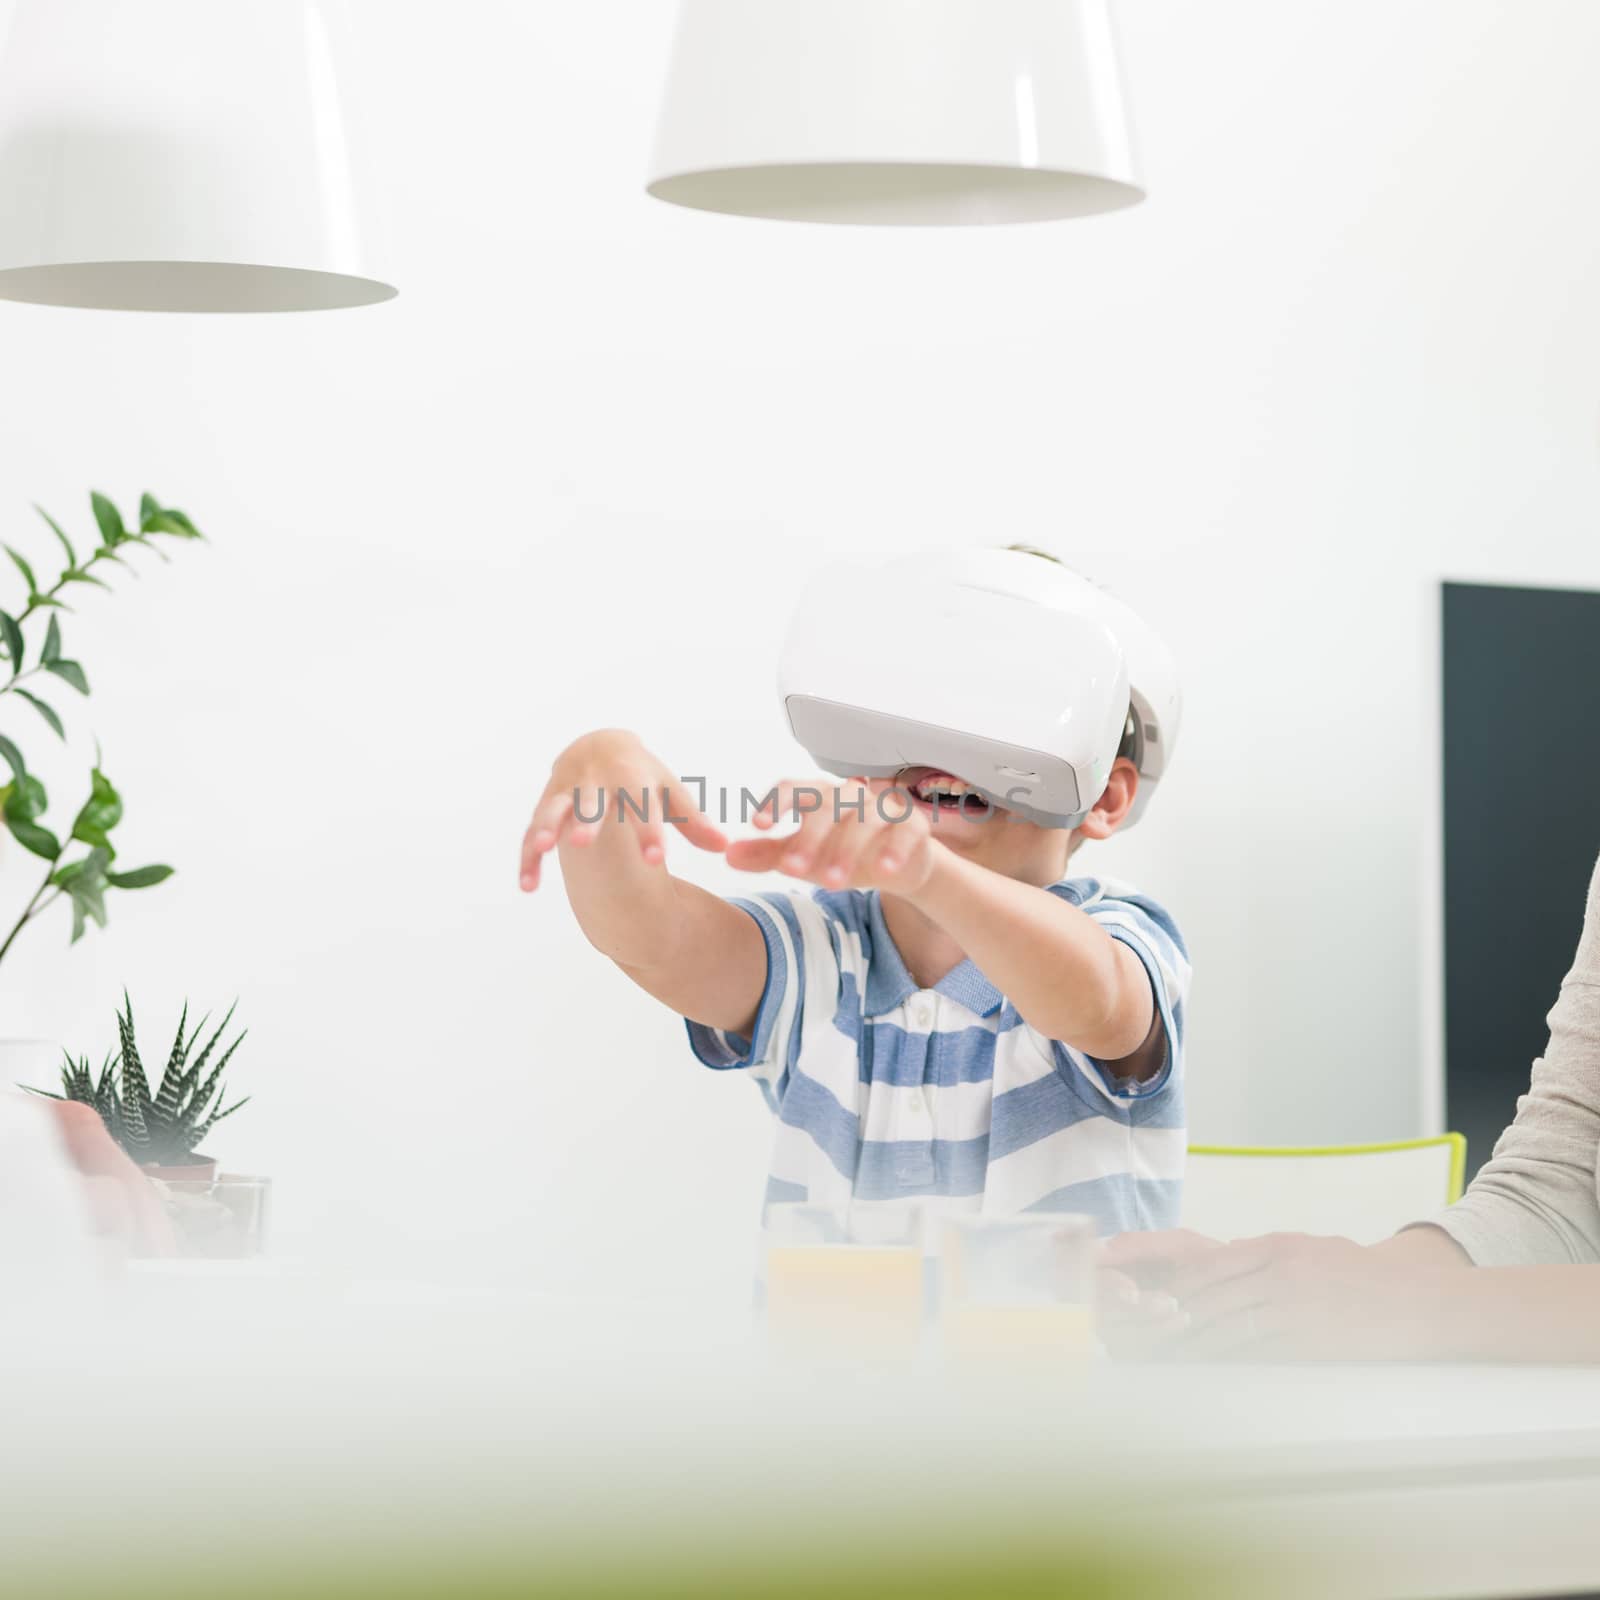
[188,1095,250,1149]
[115,994,153,1126]
[62,1053,94,1103]
[92,1054,118,1121]
[181,1003,237,1097]
[118,1071,150,1151]
[178,1031,247,1137]
[150,1000,193,1122]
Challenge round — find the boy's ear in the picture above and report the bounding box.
[1075,757,1139,843]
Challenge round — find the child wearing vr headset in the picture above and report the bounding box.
[519,547,1189,1237]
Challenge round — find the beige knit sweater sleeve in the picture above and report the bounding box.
[1428,854,1600,1266]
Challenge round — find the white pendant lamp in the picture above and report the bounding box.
[0,0,394,312]
[647,0,1144,227]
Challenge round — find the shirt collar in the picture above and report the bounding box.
[863,893,1004,1019]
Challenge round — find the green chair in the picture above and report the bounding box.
[1182,1136,1467,1245]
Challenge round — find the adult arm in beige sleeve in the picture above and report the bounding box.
[1421,854,1600,1266]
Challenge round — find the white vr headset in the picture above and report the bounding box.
[778,548,1181,830]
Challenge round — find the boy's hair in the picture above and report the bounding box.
[1003,544,1140,768]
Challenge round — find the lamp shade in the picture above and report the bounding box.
[647,0,1143,226]
[0,0,394,312]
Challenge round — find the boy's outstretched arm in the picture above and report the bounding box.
[910,850,1161,1071]
[520,730,767,1037]
[725,777,1160,1075]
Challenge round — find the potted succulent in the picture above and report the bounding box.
[29,994,262,1258]
[32,993,249,1183]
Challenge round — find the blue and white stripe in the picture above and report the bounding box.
[687,878,1190,1236]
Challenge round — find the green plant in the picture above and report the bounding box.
[0,490,203,966]
[30,993,249,1167]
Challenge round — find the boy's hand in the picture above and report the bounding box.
[725,778,938,892]
[519,729,726,892]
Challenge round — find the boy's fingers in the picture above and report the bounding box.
[867,779,916,829]
[861,822,910,879]
[566,784,606,845]
[520,792,574,890]
[634,807,667,867]
[724,835,789,873]
[664,781,727,853]
[751,779,829,831]
[780,803,838,876]
[812,785,879,886]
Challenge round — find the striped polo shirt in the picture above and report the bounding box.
[687,877,1189,1236]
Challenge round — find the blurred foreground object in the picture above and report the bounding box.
[5,1283,1600,1599]
[0,1091,172,1281]
[648,0,1144,225]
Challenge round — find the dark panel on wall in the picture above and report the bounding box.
[1443,581,1600,1182]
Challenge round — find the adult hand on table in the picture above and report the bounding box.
[1097,1230,1216,1358]
[1104,1229,1454,1362]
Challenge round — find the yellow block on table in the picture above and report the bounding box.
[765,1244,924,1351]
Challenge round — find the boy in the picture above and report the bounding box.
[518,555,1189,1235]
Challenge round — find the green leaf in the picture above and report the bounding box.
[0,609,22,675]
[90,492,126,547]
[44,658,88,695]
[60,569,112,592]
[56,848,110,941]
[151,1001,191,1123]
[4,773,60,862]
[34,506,76,569]
[4,773,59,860]
[70,769,122,848]
[51,845,108,887]
[141,497,201,539]
[115,994,151,1135]
[25,596,69,610]
[13,688,64,740]
[190,1095,250,1148]
[0,733,24,783]
[4,544,38,596]
[5,771,46,822]
[106,864,173,890]
[41,614,60,664]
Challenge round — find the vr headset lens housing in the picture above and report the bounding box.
[778,551,1179,831]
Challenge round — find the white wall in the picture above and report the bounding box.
[3,0,1600,1309]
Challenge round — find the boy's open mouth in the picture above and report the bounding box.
[898,767,995,819]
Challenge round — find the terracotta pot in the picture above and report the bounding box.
[140,1153,218,1184]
